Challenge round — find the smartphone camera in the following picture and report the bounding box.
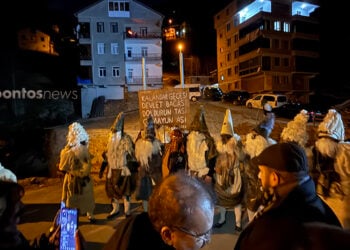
[59,207,78,250]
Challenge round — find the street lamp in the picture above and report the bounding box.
[178,43,185,88]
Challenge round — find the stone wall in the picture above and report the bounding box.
[45,92,140,177]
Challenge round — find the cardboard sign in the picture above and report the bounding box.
[138,88,190,129]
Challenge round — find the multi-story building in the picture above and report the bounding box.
[17,28,58,56]
[75,0,164,118]
[214,0,320,103]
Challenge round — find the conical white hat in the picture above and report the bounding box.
[221,109,234,136]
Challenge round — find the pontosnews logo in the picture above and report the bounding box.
[0,88,79,100]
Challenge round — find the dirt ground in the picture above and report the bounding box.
[19,94,349,190]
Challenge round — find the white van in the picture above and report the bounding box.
[174,84,201,101]
[246,93,288,109]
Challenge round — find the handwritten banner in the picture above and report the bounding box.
[138,88,190,129]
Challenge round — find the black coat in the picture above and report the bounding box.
[234,177,343,250]
[102,212,174,250]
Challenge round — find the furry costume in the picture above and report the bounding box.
[186,106,218,179]
[313,109,345,198]
[186,131,209,177]
[243,112,276,221]
[59,122,95,219]
[213,109,245,230]
[134,115,163,206]
[0,162,17,183]
[99,112,138,217]
[215,135,243,201]
[280,109,309,147]
[280,109,314,175]
[313,109,350,229]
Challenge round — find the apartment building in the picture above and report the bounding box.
[214,0,320,103]
[17,28,58,55]
[75,0,164,118]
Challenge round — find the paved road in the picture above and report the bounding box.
[18,178,243,250]
[17,101,348,249]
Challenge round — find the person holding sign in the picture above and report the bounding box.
[134,115,163,212]
[162,127,187,178]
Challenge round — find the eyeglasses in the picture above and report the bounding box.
[172,225,212,248]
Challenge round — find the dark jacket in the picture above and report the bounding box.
[102,212,174,250]
[234,177,343,250]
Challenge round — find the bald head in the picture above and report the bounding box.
[148,171,216,231]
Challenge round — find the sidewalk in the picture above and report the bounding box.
[18,178,241,250]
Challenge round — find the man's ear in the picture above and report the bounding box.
[271,171,280,186]
[160,226,173,246]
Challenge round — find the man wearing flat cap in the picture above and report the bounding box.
[234,142,346,250]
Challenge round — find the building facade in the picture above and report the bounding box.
[17,28,58,55]
[75,0,164,118]
[214,0,320,103]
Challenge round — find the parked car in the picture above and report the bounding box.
[273,103,328,122]
[221,90,250,105]
[203,87,223,101]
[174,83,201,102]
[246,93,288,109]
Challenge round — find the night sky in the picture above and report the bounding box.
[5,0,232,57]
[3,0,350,95]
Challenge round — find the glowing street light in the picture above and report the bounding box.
[178,43,185,88]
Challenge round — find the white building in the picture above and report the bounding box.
[75,0,164,118]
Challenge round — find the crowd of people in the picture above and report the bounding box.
[1,103,350,249]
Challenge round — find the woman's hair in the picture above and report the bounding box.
[148,170,216,231]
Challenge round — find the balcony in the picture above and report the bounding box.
[126,76,162,86]
[124,53,162,61]
[123,32,162,39]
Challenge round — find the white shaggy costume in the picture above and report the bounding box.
[99,112,138,218]
[280,109,314,170]
[186,106,218,181]
[313,109,350,229]
[134,115,163,212]
[0,162,17,183]
[59,122,96,222]
[213,109,244,231]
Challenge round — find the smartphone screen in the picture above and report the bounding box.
[59,207,78,250]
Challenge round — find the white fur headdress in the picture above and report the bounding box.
[318,109,345,141]
[280,109,309,147]
[0,162,17,183]
[67,122,89,147]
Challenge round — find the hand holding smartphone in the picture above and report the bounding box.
[59,207,78,250]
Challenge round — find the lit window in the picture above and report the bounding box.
[111,43,119,55]
[97,43,105,54]
[274,21,281,31]
[283,22,290,32]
